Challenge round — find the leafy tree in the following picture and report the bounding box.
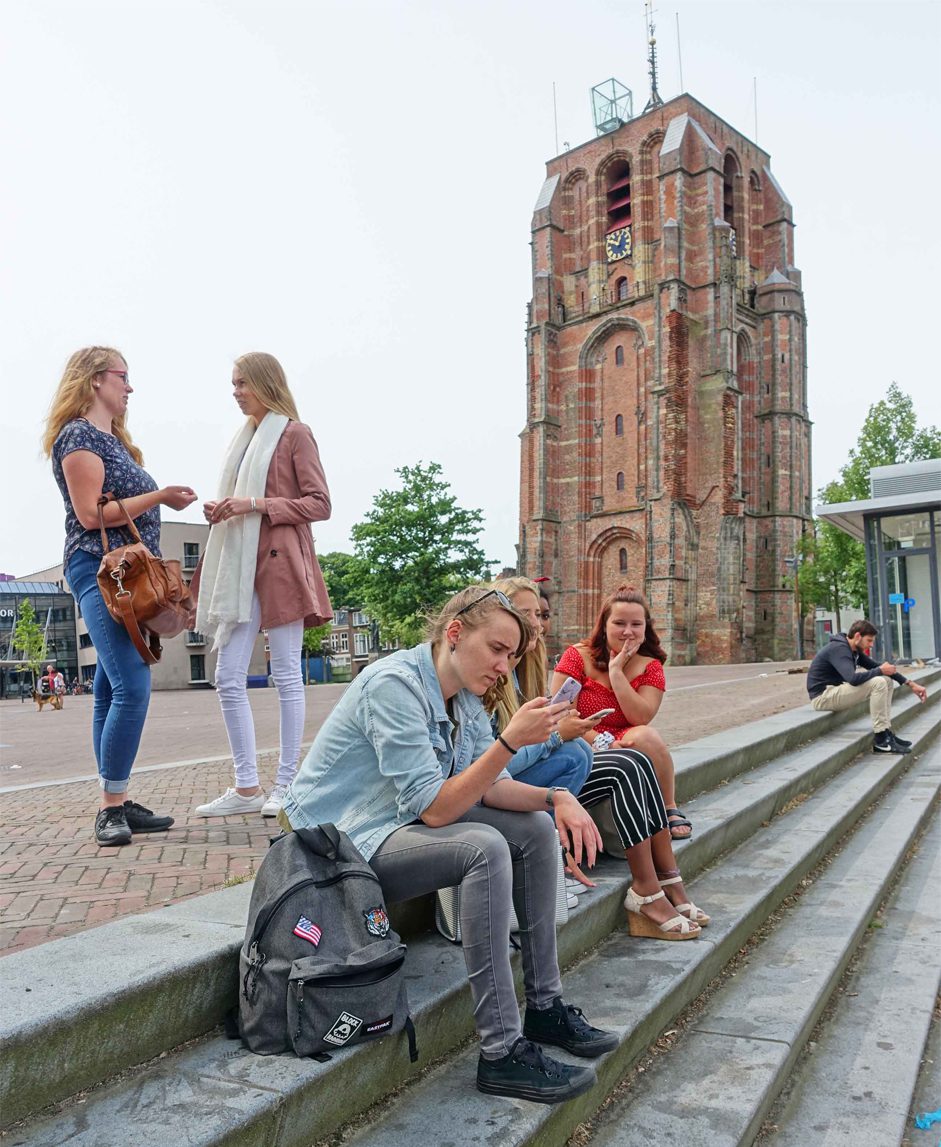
[350,462,493,646]
[11,599,47,685]
[803,384,940,622]
[302,623,331,658]
[319,551,363,611]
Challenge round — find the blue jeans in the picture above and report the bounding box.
[67,548,151,793]
[508,737,593,795]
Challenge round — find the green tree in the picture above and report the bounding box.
[11,599,47,686]
[350,462,493,646]
[319,551,363,611]
[302,623,331,657]
[805,384,940,621]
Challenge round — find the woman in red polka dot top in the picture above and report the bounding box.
[551,585,709,936]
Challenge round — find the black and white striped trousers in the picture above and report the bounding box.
[577,748,670,849]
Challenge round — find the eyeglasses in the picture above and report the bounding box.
[100,370,130,383]
[454,588,513,618]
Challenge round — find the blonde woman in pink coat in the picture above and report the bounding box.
[193,353,332,819]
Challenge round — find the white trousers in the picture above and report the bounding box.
[214,592,305,789]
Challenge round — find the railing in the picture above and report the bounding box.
[185,631,206,646]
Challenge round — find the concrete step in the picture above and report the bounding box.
[327,709,941,1147]
[9,688,937,1146]
[582,759,941,1147]
[671,665,941,805]
[766,816,941,1147]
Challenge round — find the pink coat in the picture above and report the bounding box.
[255,421,332,630]
[192,421,333,631]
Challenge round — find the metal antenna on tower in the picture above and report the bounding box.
[643,0,664,112]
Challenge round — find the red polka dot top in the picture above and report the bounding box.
[555,645,666,737]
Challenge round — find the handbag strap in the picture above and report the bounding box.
[97,493,144,551]
[113,591,161,665]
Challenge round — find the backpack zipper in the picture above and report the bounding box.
[249,869,381,952]
[292,956,405,1043]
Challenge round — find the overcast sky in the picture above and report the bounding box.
[2,0,939,578]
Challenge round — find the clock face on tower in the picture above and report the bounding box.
[605,227,632,262]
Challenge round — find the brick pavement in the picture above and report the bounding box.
[0,663,812,955]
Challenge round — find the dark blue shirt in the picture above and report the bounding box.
[52,419,161,566]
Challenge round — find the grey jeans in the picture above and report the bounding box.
[370,804,563,1059]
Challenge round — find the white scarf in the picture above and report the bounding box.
[195,411,289,649]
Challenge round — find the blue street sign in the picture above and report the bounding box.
[888,593,904,605]
[903,597,916,613]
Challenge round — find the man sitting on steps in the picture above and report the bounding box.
[807,619,927,755]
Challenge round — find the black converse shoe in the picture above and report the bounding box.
[123,800,174,833]
[523,996,618,1058]
[476,1037,597,1104]
[95,806,132,847]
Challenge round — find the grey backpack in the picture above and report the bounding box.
[238,823,417,1062]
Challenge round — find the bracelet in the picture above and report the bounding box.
[497,734,517,755]
[250,497,257,513]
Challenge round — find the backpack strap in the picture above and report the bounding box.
[295,823,342,859]
[404,1015,419,1063]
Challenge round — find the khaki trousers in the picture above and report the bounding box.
[810,674,892,733]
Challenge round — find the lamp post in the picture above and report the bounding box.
[783,556,804,660]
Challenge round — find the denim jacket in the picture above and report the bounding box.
[283,642,509,860]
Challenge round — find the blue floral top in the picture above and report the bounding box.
[52,419,161,566]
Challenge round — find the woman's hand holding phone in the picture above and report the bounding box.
[503,696,569,749]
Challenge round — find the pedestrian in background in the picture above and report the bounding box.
[44,346,197,845]
[193,352,331,820]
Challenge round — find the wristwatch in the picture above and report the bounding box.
[545,786,569,808]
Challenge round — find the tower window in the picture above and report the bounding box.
[616,277,629,301]
[615,345,624,366]
[605,161,632,231]
[616,471,625,491]
[615,414,624,436]
[619,547,628,572]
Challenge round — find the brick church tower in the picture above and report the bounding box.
[518,85,811,663]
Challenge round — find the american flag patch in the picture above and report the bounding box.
[293,916,322,946]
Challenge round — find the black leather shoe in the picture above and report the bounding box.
[95,806,132,847]
[523,996,618,1058]
[123,800,174,833]
[477,1037,596,1104]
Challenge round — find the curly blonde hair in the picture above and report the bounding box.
[42,347,143,463]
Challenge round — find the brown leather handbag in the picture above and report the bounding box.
[96,494,194,665]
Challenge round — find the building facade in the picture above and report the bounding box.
[18,521,267,691]
[518,92,811,663]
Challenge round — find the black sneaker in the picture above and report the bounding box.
[523,996,618,1058]
[95,806,132,847]
[123,800,174,833]
[873,731,908,754]
[889,730,912,748]
[476,1036,597,1104]
[889,733,912,754]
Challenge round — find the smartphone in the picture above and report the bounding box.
[587,708,616,721]
[550,677,582,707]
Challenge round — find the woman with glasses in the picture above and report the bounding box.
[282,586,618,1104]
[44,346,198,846]
[551,584,709,932]
[192,352,331,821]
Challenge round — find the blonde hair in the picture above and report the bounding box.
[491,577,547,704]
[42,347,143,464]
[235,352,300,421]
[426,586,528,660]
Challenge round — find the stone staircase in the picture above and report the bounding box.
[2,670,938,1147]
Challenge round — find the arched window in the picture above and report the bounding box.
[723,153,741,239]
[605,161,631,231]
[616,471,625,491]
[619,547,628,572]
[616,276,629,301]
[615,414,624,436]
[614,345,624,366]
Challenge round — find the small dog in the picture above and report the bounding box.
[33,690,63,712]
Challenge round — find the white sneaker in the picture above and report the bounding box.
[194,787,265,817]
[565,877,590,895]
[566,893,579,910]
[261,785,288,818]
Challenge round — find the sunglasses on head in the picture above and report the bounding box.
[454,588,513,618]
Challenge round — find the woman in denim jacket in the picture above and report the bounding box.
[283,586,618,1104]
